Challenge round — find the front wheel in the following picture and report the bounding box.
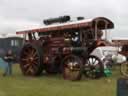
[62,55,83,81]
[84,55,104,79]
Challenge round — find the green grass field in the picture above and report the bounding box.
[0,64,121,96]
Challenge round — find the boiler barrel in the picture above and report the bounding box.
[43,15,70,25]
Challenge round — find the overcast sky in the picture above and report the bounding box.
[0,0,128,39]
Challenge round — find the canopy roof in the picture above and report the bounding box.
[16,17,114,35]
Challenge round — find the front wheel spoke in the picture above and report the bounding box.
[93,59,97,65]
[88,60,91,65]
[84,67,91,71]
[90,70,95,76]
[86,68,96,77]
[86,70,91,74]
[87,71,93,77]
[92,58,95,63]
[91,58,94,64]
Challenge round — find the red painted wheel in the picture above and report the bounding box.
[62,55,83,81]
[20,43,43,76]
[84,55,104,79]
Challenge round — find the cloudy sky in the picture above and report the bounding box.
[0,0,128,39]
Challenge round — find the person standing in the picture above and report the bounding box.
[3,49,15,76]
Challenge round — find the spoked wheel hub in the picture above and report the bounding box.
[62,55,83,81]
[20,43,43,76]
[84,55,103,79]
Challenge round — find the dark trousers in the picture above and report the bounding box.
[5,62,12,75]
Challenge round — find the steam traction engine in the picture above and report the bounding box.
[16,16,114,80]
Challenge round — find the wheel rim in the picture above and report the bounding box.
[120,62,128,77]
[20,44,41,76]
[63,56,82,80]
[84,56,103,78]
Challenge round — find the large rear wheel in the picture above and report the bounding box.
[20,43,43,76]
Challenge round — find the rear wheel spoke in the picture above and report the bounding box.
[26,66,33,74]
[23,64,30,68]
